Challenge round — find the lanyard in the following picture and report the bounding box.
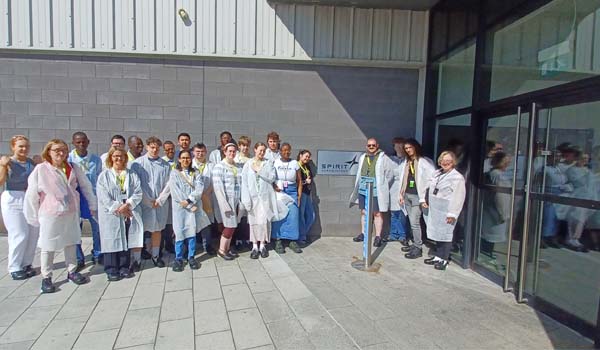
[280,160,292,180]
[117,172,126,193]
[75,151,90,172]
[179,170,195,189]
[299,163,310,178]
[409,160,415,175]
[226,163,238,178]
[196,161,207,175]
[434,170,451,190]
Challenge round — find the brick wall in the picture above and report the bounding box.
[0,53,419,237]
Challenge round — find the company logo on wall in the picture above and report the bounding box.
[317,150,363,176]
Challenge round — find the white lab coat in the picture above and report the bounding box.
[481,169,511,243]
[212,160,243,228]
[423,169,466,242]
[193,160,217,223]
[241,160,286,225]
[158,169,211,241]
[389,155,404,211]
[209,149,222,164]
[349,153,394,212]
[398,157,436,204]
[24,162,97,251]
[131,155,171,232]
[96,168,144,252]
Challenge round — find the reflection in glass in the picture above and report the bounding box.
[435,42,476,114]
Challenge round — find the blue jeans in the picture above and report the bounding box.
[299,195,315,242]
[389,210,408,240]
[76,216,101,262]
[175,237,196,261]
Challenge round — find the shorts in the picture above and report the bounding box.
[358,194,379,212]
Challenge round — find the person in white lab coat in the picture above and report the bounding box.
[192,143,217,256]
[209,131,233,164]
[422,151,466,270]
[233,136,252,251]
[158,150,211,271]
[0,135,39,280]
[24,139,95,293]
[264,131,281,161]
[97,146,143,281]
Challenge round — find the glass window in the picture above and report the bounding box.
[435,42,476,113]
[487,0,600,101]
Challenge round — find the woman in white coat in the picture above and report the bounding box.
[212,143,243,260]
[159,150,211,271]
[241,142,278,259]
[97,146,143,281]
[0,135,39,280]
[422,151,466,270]
[24,139,95,293]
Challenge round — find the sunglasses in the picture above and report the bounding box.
[367,144,377,148]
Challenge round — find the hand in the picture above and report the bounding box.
[0,156,10,168]
[399,196,404,205]
[122,207,133,218]
[305,177,312,184]
[152,200,160,208]
[274,186,281,192]
[90,210,97,218]
[190,205,198,212]
[421,202,429,209]
[180,200,189,208]
[446,217,456,224]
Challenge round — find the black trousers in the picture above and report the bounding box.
[104,222,131,275]
[234,217,250,242]
[434,241,452,260]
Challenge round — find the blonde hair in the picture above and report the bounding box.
[10,135,29,149]
[41,139,69,164]
[237,136,251,147]
[437,151,457,167]
[105,146,128,169]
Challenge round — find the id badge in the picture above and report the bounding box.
[120,192,127,203]
[432,188,439,195]
[283,181,288,189]
[409,180,415,188]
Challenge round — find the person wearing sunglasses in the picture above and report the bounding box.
[350,138,394,247]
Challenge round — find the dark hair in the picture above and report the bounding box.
[176,150,194,172]
[178,133,191,140]
[146,136,162,147]
[220,131,232,139]
[128,135,142,145]
[192,143,206,151]
[404,138,422,158]
[281,142,291,150]
[164,140,174,147]
[72,131,88,140]
[392,137,406,145]
[111,134,126,143]
[297,149,311,161]
[486,140,497,153]
[254,142,267,150]
[491,151,508,169]
[267,131,280,141]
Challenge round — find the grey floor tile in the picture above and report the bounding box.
[114,307,160,348]
[155,318,194,350]
[217,265,246,286]
[223,283,256,311]
[266,317,316,350]
[137,264,168,285]
[55,285,105,320]
[193,276,222,302]
[0,297,36,327]
[242,268,277,294]
[160,289,193,321]
[129,282,164,310]
[328,306,390,347]
[0,305,60,344]
[73,329,120,350]
[30,280,78,308]
[194,299,230,335]
[261,257,295,279]
[288,297,337,333]
[254,290,294,323]
[300,280,353,310]
[30,316,86,350]
[307,325,359,350]
[195,330,235,350]
[101,276,138,299]
[0,340,35,350]
[228,308,272,350]
[83,297,130,333]
[164,267,193,292]
[192,260,217,279]
[273,275,312,302]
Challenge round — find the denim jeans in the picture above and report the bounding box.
[76,216,101,262]
[175,237,196,261]
[299,195,316,242]
[389,210,408,240]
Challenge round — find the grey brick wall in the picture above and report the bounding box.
[0,53,419,237]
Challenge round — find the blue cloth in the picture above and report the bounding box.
[272,184,300,241]
[76,216,102,261]
[5,158,34,191]
[358,176,377,197]
[299,195,315,242]
[389,210,408,240]
[542,186,560,238]
[175,237,196,260]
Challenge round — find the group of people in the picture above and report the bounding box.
[0,130,316,293]
[349,137,466,271]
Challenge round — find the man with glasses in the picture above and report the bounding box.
[349,138,394,247]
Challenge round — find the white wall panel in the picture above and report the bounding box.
[176,0,197,53]
[256,0,275,56]
[95,0,113,50]
[275,4,295,57]
[216,0,236,54]
[115,0,134,51]
[12,0,30,48]
[136,0,156,52]
[198,0,216,54]
[52,0,72,48]
[313,6,334,58]
[32,0,51,48]
[0,0,8,46]
[156,0,175,52]
[237,0,256,56]
[73,0,94,50]
[390,10,411,61]
[333,7,351,58]
[409,10,426,62]
[372,9,391,60]
[352,8,372,59]
[294,4,314,58]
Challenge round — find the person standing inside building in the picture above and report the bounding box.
[265,131,281,161]
[0,135,39,280]
[272,143,303,254]
[297,150,315,247]
[241,142,281,259]
[159,150,210,271]
[210,131,234,164]
[127,136,144,163]
[399,139,435,259]
[388,137,409,245]
[100,135,126,169]
[350,138,393,247]
[97,146,143,281]
[69,132,103,267]
[161,140,177,255]
[24,139,94,293]
[192,143,217,256]
[212,143,243,260]
[131,137,170,268]
[422,151,466,270]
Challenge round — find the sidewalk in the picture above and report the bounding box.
[0,237,593,349]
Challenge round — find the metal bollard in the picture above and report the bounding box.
[363,180,374,269]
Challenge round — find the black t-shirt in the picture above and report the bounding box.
[406,161,418,195]
[299,164,313,195]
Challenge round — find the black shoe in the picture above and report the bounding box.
[250,249,260,259]
[130,261,141,272]
[172,259,184,272]
[260,247,269,258]
[424,257,437,265]
[353,233,364,242]
[107,273,122,282]
[405,247,423,259]
[120,269,134,279]
[11,270,28,280]
[228,250,240,258]
[274,240,285,254]
[218,251,235,261]
[24,265,36,278]
[189,258,200,270]
[400,239,410,247]
[434,260,449,270]
[76,261,86,272]
[401,245,412,252]
[543,237,562,249]
[289,241,302,253]
[165,245,176,254]
[205,247,217,256]
[68,272,88,285]
[373,237,382,248]
[141,249,152,260]
[152,256,166,268]
[297,240,308,248]
[41,277,56,293]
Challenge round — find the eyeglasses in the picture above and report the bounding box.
[50,148,67,153]
[367,144,377,148]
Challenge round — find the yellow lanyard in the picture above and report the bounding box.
[197,161,207,175]
[116,171,126,192]
[75,151,90,171]
[299,163,310,177]
[226,163,238,177]
[409,161,415,175]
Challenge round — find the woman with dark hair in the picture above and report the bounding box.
[398,138,435,259]
[158,150,210,270]
[297,150,315,246]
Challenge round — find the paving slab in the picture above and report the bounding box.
[228,308,272,349]
[217,265,246,286]
[192,276,222,301]
[30,316,86,350]
[195,330,235,350]
[129,282,164,310]
[83,297,130,333]
[194,299,230,335]
[113,307,160,349]
[222,283,256,311]
[154,318,194,350]
[0,305,60,344]
[160,289,193,321]
[253,290,294,323]
[73,329,120,350]
[266,317,315,350]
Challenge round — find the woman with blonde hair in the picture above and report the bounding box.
[24,139,96,293]
[0,135,39,280]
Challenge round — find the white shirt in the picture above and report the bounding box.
[274,159,299,187]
